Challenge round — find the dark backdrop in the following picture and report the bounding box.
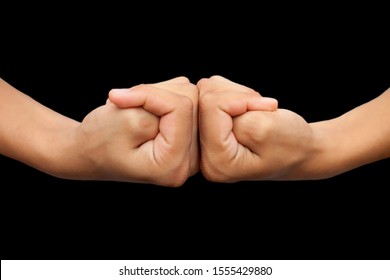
[1,9,389,260]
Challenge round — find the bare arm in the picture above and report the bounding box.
[0,77,196,186]
[0,78,81,176]
[198,76,390,182]
[307,88,390,178]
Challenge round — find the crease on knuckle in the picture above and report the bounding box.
[234,112,273,144]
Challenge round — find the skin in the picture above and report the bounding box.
[198,75,390,182]
[109,77,199,178]
[0,77,198,187]
[1,74,389,186]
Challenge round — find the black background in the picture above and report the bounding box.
[1,7,389,260]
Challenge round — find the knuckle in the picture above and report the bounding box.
[199,90,219,109]
[137,112,158,131]
[123,108,157,131]
[169,82,198,103]
[129,83,149,93]
[175,76,190,83]
[186,83,199,98]
[234,112,273,143]
[209,75,224,80]
[177,95,194,112]
[197,78,213,92]
[196,77,208,86]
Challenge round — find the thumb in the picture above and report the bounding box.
[221,95,278,117]
[248,96,279,112]
[108,88,135,108]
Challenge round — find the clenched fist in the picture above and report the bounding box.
[2,75,389,186]
[109,76,199,186]
[198,75,279,182]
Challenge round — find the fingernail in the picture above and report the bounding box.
[264,97,279,109]
[263,96,277,101]
[263,97,278,103]
[110,88,130,95]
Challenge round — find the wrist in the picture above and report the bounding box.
[38,118,91,180]
[273,121,329,180]
[301,119,345,179]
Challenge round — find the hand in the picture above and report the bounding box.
[198,75,282,182]
[67,104,164,183]
[0,77,196,187]
[232,109,316,180]
[108,76,199,186]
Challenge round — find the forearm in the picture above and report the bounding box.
[0,79,81,178]
[307,88,390,178]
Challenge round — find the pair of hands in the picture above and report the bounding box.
[77,76,314,186]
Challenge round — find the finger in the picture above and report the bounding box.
[150,81,200,176]
[197,77,278,112]
[108,88,132,108]
[221,95,278,116]
[109,77,191,107]
[199,91,237,158]
[111,81,199,175]
[153,76,190,86]
[197,76,257,99]
[209,75,261,96]
[149,78,197,102]
[109,85,174,115]
[199,88,277,157]
[121,107,160,147]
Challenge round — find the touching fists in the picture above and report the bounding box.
[2,76,388,186]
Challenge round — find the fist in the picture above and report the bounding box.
[197,75,278,182]
[108,77,199,186]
